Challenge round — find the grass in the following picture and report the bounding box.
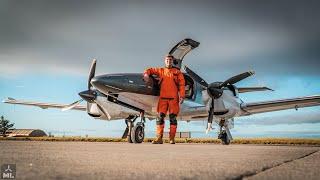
[1,136,320,145]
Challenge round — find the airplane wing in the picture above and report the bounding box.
[241,95,320,115]
[3,97,86,111]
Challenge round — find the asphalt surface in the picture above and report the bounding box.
[0,141,319,180]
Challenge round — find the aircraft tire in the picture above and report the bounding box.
[220,131,230,145]
[131,123,145,143]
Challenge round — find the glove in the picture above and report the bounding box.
[143,73,150,83]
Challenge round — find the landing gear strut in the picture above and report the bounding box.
[122,112,146,144]
[218,119,232,145]
[122,115,137,143]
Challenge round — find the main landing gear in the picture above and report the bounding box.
[122,112,146,143]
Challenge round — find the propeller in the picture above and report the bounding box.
[62,59,97,112]
[184,66,208,88]
[206,99,214,134]
[66,59,112,120]
[184,65,255,133]
[219,71,255,88]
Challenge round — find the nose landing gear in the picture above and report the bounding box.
[122,111,146,143]
[218,119,232,145]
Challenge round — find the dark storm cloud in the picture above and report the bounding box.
[1,0,320,78]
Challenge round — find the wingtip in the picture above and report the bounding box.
[266,87,274,91]
[2,97,15,103]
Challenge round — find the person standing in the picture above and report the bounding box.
[143,54,185,144]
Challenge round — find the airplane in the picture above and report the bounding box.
[3,38,320,145]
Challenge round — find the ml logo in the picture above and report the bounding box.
[1,164,16,179]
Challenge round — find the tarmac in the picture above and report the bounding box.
[0,141,319,180]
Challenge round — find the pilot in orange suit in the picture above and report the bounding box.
[143,54,185,144]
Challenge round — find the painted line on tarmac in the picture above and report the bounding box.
[230,150,320,180]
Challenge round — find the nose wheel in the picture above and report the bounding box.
[122,112,146,144]
[131,122,145,143]
[218,130,230,145]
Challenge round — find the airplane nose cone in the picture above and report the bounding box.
[78,90,96,103]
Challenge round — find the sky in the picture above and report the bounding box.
[0,0,320,138]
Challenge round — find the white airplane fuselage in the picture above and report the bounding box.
[91,79,243,123]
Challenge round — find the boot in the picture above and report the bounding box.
[152,124,164,144]
[169,124,177,144]
[152,134,163,144]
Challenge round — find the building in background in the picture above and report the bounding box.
[163,132,191,138]
[5,129,47,137]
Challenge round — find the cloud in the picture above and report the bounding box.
[0,0,320,78]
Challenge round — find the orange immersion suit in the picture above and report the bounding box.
[144,67,185,140]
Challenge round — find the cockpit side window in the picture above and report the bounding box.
[183,74,195,99]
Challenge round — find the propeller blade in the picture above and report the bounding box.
[220,71,255,87]
[206,101,214,134]
[88,59,97,89]
[62,99,83,111]
[184,65,208,88]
